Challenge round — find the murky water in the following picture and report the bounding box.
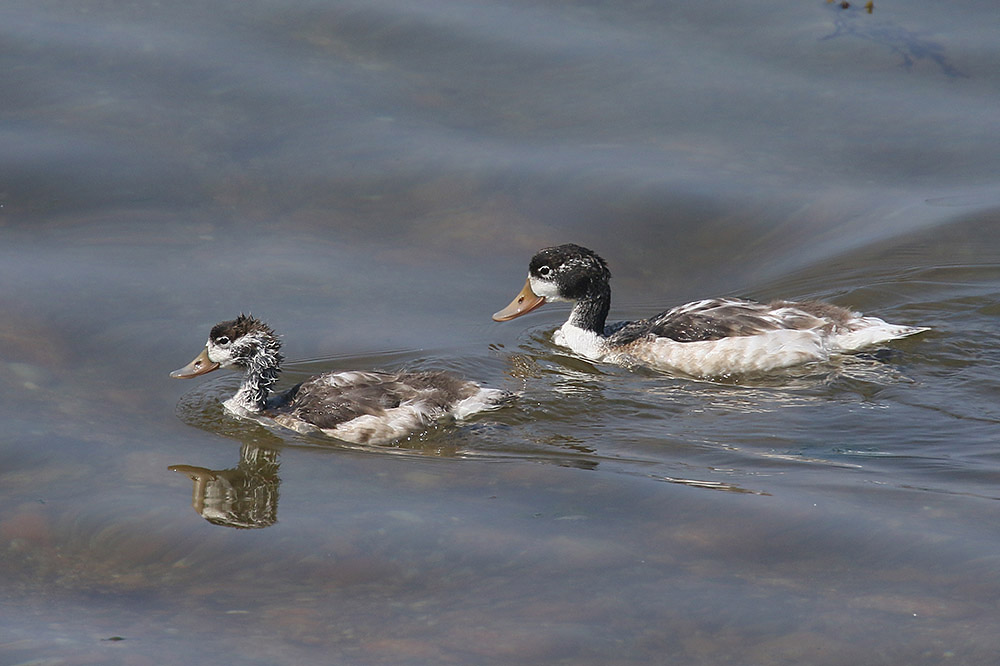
[3,1,1000,664]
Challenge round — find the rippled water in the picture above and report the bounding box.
[3,1,1000,664]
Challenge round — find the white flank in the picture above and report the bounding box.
[320,371,386,387]
[627,329,830,376]
[324,406,433,445]
[452,388,508,420]
[552,309,926,377]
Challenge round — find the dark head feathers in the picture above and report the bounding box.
[528,244,612,311]
[210,314,279,347]
[530,244,611,281]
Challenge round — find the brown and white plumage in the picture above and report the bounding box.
[171,315,509,444]
[493,244,927,377]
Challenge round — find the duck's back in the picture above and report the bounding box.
[271,370,506,444]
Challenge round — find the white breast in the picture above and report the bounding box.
[554,324,607,360]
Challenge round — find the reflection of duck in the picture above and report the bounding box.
[169,443,280,529]
[171,315,509,444]
[494,244,927,377]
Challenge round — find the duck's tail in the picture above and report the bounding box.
[832,317,929,352]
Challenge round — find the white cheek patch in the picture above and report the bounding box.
[206,341,235,367]
[529,276,564,301]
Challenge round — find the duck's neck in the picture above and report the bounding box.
[567,282,611,336]
[231,340,283,413]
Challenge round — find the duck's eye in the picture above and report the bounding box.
[216,336,230,346]
[538,265,552,277]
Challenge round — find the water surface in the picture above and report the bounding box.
[3,1,1000,664]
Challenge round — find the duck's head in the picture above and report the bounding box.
[171,314,282,379]
[493,244,611,321]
